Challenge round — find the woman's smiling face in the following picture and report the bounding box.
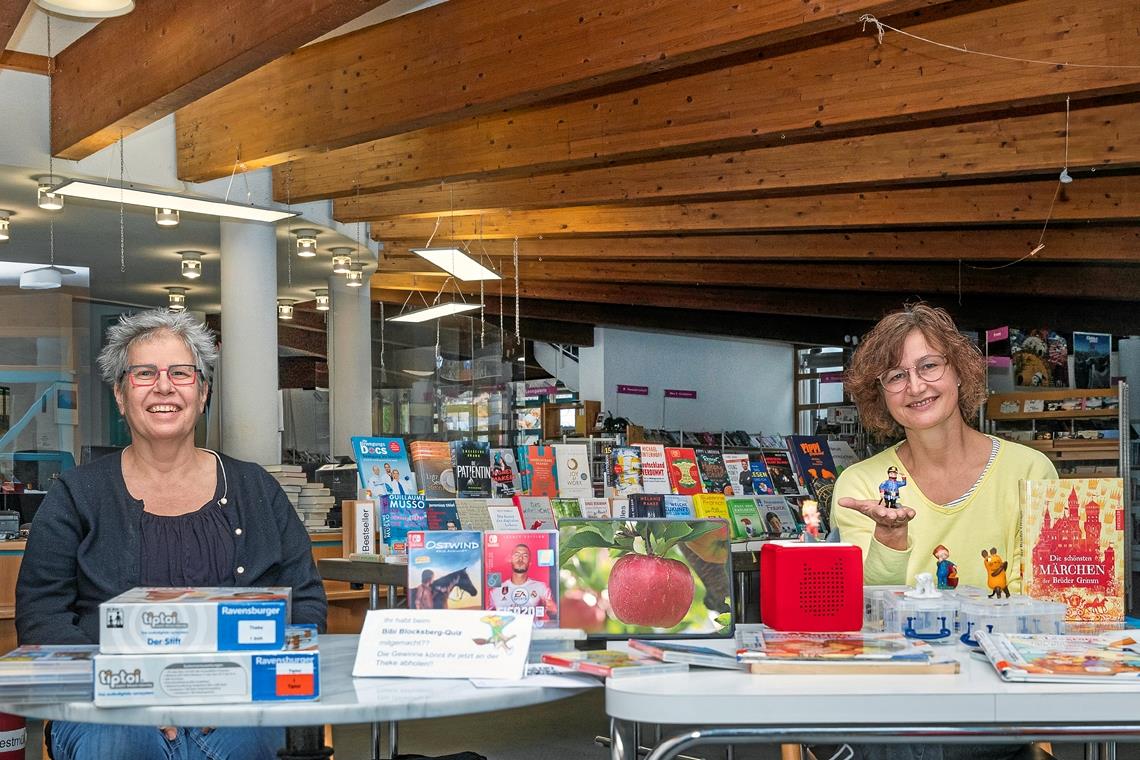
[881,329,961,433]
[113,331,207,445]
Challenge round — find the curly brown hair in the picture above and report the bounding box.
[845,302,986,439]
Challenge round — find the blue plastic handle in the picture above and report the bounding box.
[903,615,951,641]
[960,621,994,647]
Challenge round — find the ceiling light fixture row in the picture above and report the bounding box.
[35,176,64,212]
[179,251,203,280]
[277,299,296,320]
[155,208,180,227]
[166,286,187,313]
[0,211,11,243]
[313,289,329,311]
[294,229,319,258]
[330,247,353,275]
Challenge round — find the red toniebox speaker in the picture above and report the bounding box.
[760,541,863,631]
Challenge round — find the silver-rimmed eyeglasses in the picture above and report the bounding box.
[878,354,948,392]
[123,364,201,387]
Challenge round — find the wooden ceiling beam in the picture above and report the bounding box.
[283,0,1140,201]
[372,175,1140,239]
[379,228,1140,263]
[51,0,390,161]
[0,50,47,74]
[0,0,28,51]
[336,102,1140,221]
[175,0,970,182]
[375,260,1140,301]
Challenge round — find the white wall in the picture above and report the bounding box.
[580,327,793,433]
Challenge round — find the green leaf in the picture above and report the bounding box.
[559,529,623,565]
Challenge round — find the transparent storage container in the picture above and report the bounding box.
[958,596,1066,645]
[882,593,959,644]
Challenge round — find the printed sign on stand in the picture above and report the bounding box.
[352,609,533,680]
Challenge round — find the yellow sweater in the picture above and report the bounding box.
[833,436,1057,591]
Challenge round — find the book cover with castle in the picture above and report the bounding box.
[1022,478,1125,622]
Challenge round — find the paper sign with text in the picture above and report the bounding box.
[352,608,533,680]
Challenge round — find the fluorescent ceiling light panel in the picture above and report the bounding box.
[411,248,501,281]
[50,180,298,223]
[387,302,481,323]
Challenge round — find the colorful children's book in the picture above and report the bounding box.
[785,435,838,500]
[633,443,672,494]
[606,447,643,498]
[487,500,525,530]
[425,499,461,530]
[692,493,730,523]
[662,494,695,519]
[629,493,665,518]
[580,498,612,519]
[722,453,752,497]
[484,530,559,627]
[518,445,558,497]
[378,494,429,554]
[976,630,1140,683]
[725,497,763,540]
[550,497,583,521]
[747,455,776,496]
[409,440,454,498]
[627,639,745,670]
[664,447,704,495]
[763,450,802,496]
[740,630,937,663]
[353,437,417,497]
[490,448,522,498]
[554,444,594,499]
[406,530,483,610]
[450,440,493,498]
[540,650,688,678]
[518,496,556,530]
[755,495,802,537]
[694,448,732,495]
[1022,478,1125,622]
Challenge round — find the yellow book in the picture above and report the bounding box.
[691,493,730,521]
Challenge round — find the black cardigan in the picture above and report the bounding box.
[15,450,327,645]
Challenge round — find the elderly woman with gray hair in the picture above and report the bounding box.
[16,309,326,760]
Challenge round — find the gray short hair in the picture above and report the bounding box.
[96,310,218,388]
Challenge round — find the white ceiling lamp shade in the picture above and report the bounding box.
[313,288,330,311]
[0,211,11,243]
[277,299,296,320]
[35,176,64,212]
[33,0,134,18]
[179,250,203,280]
[411,247,501,281]
[387,302,481,323]
[345,262,365,287]
[47,180,298,223]
[329,247,353,275]
[166,286,187,313]
[294,229,319,258]
[155,207,180,227]
[19,265,72,290]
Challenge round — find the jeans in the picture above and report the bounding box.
[50,721,285,760]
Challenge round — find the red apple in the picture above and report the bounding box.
[608,553,694,628]
[559,589,607,632]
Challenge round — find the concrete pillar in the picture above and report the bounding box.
[219,219,280,464]
[328,275,373,457]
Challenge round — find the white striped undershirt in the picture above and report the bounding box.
[941,436,1000,508]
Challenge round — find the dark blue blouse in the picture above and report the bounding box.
[138,456,236,587]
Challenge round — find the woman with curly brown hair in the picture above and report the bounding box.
[833,302,1056,590]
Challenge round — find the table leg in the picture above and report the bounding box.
[279,726,333,760]
[1100,742,1116,760]
[387,584,398,609]
[611,717,638,760]
[388,720,399,759]
[371,721,382,760]
[369,583,380,610]
[1086,743,1100,760]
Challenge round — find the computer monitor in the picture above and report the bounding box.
[557,518,734,639]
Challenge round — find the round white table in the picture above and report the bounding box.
[0,635,587,759]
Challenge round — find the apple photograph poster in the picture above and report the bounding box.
[557,519,734,638]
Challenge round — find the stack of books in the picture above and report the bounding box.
[736,629,958,674]
[296,483,335,528]
[0,644,98,702]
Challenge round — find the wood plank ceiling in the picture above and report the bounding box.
[101,0,1140,342]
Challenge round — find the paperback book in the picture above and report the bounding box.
[763,451,802,496]
[722,453,752,496]
[379,494,429,554]
[581,498,613,519]
[0,644,98,702]
[518,496,556,530]
[725,497,763,540]
[739,629,954,672]
[518,445,559,497]
[755,495,803,537]
[747,456,776,496]
[786,435,838,500]
[629,493,665,518]
[627,639,745,670]
[694,448,732,495]
[540,650,689,678]
[662,494,695,519]
[664,447,704,496]
[409,440,455,498]
[484,530,560,627]
[1022,478,1126,622]
[633,444,672,494]
[555,444,594,499]
[692,493,730,522]
[451,440,493,498]
[551,497,583,521]
[487,500,526,530]
[490,448,522,498]
[976,630,1140,683]
[353,436,417,497]
[406,530,483,610]
[425,499,461,531]
[606,447,644,498]
[455,498,494,533]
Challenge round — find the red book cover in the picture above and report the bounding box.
[1022,478,1125,622]
[522,445,559,498]
[664,447,703,495]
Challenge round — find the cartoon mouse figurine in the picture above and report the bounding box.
[981,547,1010,598]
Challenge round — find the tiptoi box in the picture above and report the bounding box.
[99,587,290,654]
[94,625,319,707]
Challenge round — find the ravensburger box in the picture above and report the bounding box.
[94,625,319,707]
[99,587,290,654]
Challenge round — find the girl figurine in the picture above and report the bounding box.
[932,544,958,589]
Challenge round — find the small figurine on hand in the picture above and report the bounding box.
[932,544,958,590]
[878,466,907,509]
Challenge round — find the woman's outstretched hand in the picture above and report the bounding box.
[837,497,916,551]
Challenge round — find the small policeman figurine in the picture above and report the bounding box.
[878,466,907,509]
